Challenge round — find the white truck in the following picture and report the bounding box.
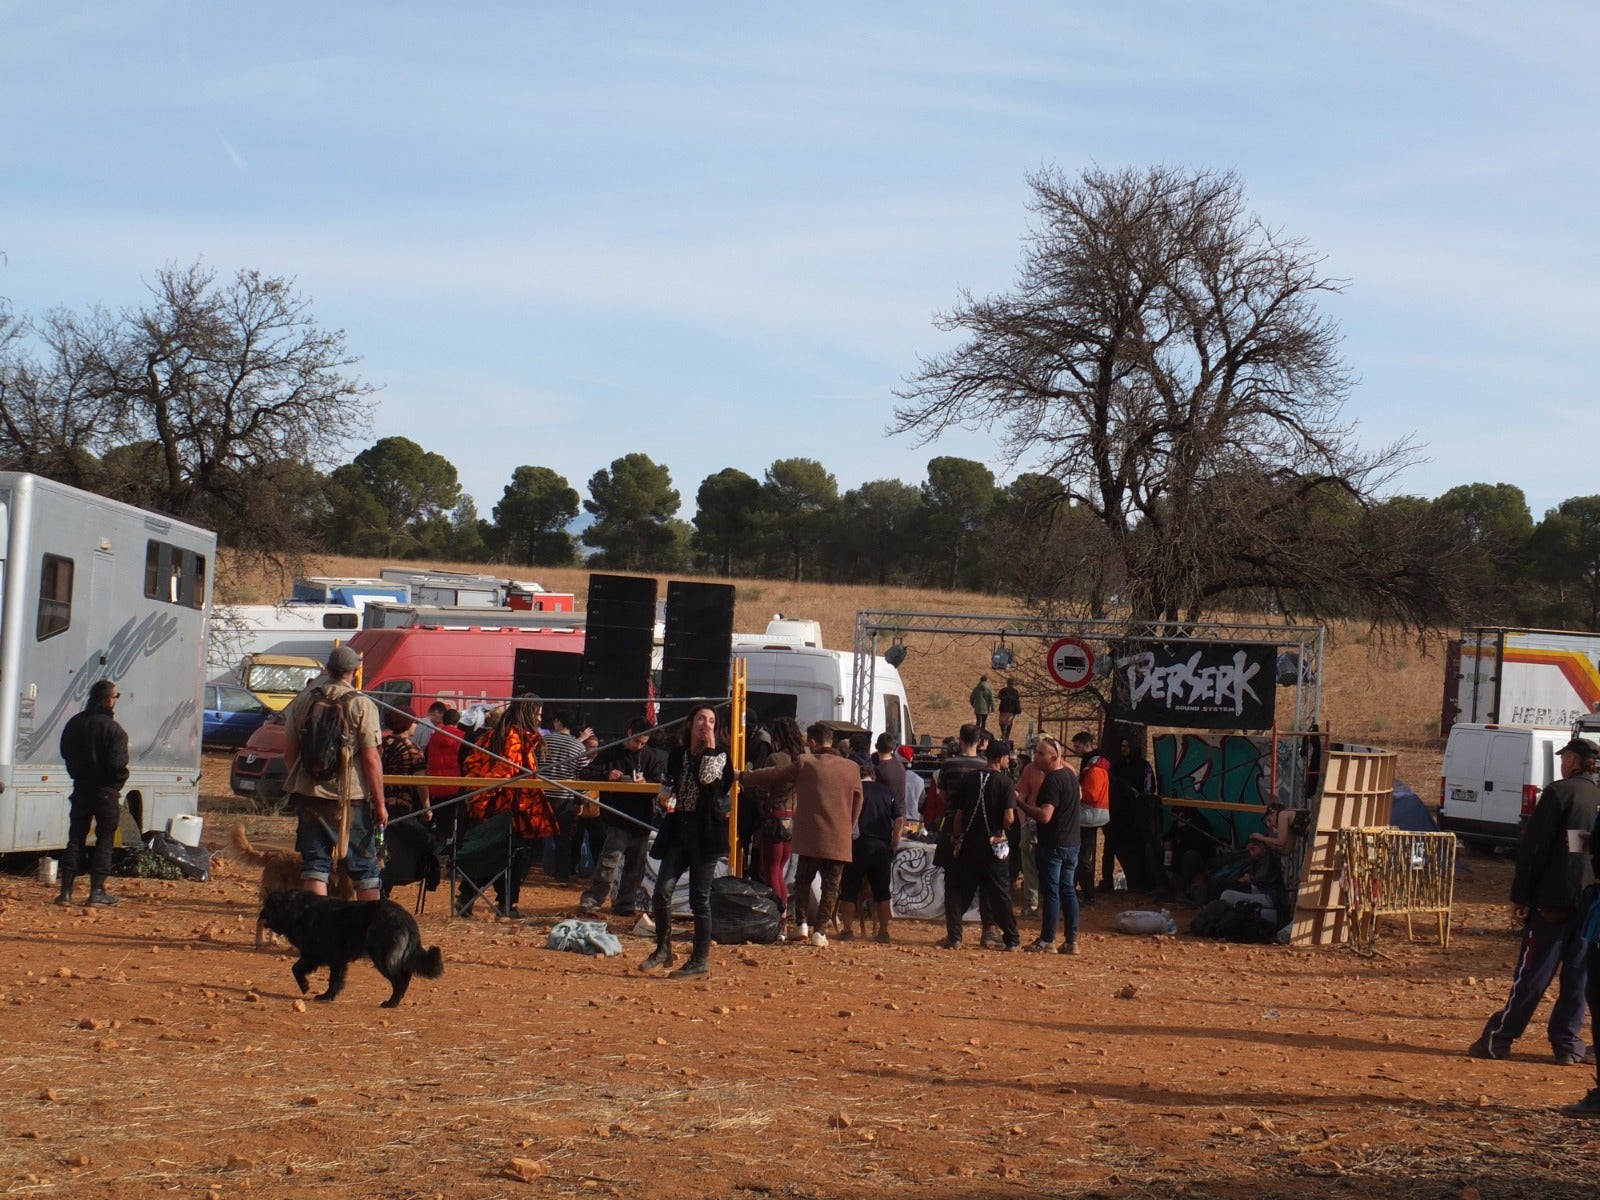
[1442,627,1600,735]
[733,618,917,745]
[0,473,215,853]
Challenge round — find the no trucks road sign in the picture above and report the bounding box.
[1047,637,1095,689]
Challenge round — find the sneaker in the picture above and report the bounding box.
[837,929,855,942]
[980,927,1004,950]
[1023,939,1053,953]
[1000,941,1021,952]
[1059,940,1079,956]
[1467,1036,1508,1061]
[796,923,810,941]
[84,890,119,908]
[1559,1088,1600,1119]
[935,936,962,950]
[875,930,892,945]
[808,930,828,948]
[577,899,601,917]
[1021,906,1040,920]
[1554,1046,1596,1066]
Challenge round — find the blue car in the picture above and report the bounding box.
[203,683,272,748]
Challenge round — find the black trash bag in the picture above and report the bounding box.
[137,830,212,882]
[708,876,782,945]
[1191,897,1278,943]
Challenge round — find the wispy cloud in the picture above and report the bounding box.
[219,136,246,171]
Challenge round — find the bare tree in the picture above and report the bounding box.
[895,165,1464,631]
[0,263,373,576]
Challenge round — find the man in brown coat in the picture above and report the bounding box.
[739,721,863,948]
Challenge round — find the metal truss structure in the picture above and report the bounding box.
[850,609,1324,741]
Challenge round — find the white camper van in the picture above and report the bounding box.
[733,619,916,744]
[0,473,215,853]
[1438,723,1570,847]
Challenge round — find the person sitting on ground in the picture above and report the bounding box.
[839,756,904,944]
[1212,838,1288,927]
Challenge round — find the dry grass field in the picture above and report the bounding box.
[242,553,1451,787]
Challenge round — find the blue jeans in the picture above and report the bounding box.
[295,797,382,892]
[1036,842,1081,944]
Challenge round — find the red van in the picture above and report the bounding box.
[349,625,586,716]
[228,626,587,806]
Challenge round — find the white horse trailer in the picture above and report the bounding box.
[0,473,215,853]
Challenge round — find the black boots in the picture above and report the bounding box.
[670,917,712,979]
[54,874,76,906]
[86,875,118,907]
[639,899,674,972]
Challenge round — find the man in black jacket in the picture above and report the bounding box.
[576,719,662,918]
[1470,737,1600,1065]
[57,679,130,907]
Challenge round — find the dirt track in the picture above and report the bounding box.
[1,767,1596,1199]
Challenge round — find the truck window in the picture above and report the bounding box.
[144,539,207,609]
[369,680,415,715]
[36,553,73,640]
[883,696,902,744]
[322,612,358,630]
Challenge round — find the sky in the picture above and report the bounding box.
[2,1,1597,523]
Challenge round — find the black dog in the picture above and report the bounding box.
[258,890,444,1007]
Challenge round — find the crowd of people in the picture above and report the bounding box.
[364,687,1235,968]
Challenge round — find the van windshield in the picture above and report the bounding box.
[246,663,320,693]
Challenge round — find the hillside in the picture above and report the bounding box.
[227,554,1450,787]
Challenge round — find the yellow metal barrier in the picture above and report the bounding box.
[1337,827,1457,954]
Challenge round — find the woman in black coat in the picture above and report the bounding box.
[642,704,733,979]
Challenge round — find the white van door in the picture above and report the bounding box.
[1443,729,1487,827]
[1484,732,1532,830]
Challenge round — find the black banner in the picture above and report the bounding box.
[1109,641,1277,731]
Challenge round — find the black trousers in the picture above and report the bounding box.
[945,852,1018,946]
[62,787,121,881]
[1076,825,1104,896]
[1588,942,1600,1092]
[652,818,717,920]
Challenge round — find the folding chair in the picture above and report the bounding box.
[449,809,517,918]
[380,819,446,916]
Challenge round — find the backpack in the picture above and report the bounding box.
[300,686,355,785]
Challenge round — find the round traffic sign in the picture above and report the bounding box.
[1047,637,1094,689]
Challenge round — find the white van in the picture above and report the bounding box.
[1438,723,1570,847]
[733,626,916,746]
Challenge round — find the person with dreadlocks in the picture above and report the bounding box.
[462,693,554,917]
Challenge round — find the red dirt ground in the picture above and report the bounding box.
[0,754,1594,1199]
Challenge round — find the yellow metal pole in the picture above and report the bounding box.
[729,658,747,875]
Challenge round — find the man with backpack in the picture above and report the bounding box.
[281,645,387,900]
[937,739,1020,952]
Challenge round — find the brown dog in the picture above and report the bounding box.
[231,825,355,946]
